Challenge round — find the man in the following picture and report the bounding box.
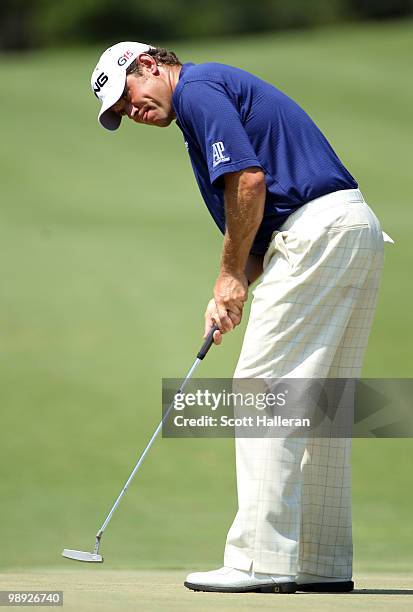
[91,42,387,594]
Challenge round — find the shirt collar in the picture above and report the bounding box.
[173,63,196,129]
[178,62,195,82]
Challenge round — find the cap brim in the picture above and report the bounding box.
[97,71,125,131]
[98,107,122,131]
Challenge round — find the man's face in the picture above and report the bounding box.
[110,56,176,128]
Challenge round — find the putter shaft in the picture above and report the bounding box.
[93,325,219,551]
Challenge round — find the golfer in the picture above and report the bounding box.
[91,42,387,594]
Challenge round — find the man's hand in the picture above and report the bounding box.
[204,271,248,344]
[214,270,248,330]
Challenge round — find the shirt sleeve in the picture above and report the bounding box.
[178,80,263,186]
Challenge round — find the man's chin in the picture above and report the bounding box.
[132,115,173,128]
[155,116,174,128]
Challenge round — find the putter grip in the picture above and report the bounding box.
[197,324,220,360]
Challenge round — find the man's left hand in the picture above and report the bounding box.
[212,270,248,335]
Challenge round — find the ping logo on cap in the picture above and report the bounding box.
[118,50,134,66]
[93,72,109,98]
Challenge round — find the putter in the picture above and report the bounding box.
[62,324,220,563]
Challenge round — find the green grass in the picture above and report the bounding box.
[1,571,413,611]
[0,20,412,575]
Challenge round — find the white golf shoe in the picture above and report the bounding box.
[184,566,297,593]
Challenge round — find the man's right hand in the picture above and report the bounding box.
[204,297,242,345]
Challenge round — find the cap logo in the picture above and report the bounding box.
[93,72,109,98]
[118,50,134,66]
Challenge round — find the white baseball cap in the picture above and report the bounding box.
[91,41,154,131]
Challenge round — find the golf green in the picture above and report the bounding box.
[0,571,412,611]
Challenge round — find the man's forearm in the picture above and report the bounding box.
[220,168,266,275]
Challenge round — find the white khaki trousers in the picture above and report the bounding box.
[224,189,384,578]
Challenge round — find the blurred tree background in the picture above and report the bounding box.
[1,0,413,50]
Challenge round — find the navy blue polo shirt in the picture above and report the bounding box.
[172,62,358,255]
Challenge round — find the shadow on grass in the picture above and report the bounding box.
[298,589,413,595]
[352,589,413,595]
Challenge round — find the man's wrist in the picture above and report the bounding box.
[219,264,246,277]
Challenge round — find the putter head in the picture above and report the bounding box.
[62,548,103,563]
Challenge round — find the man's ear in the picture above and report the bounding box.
[138,53,159,75]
